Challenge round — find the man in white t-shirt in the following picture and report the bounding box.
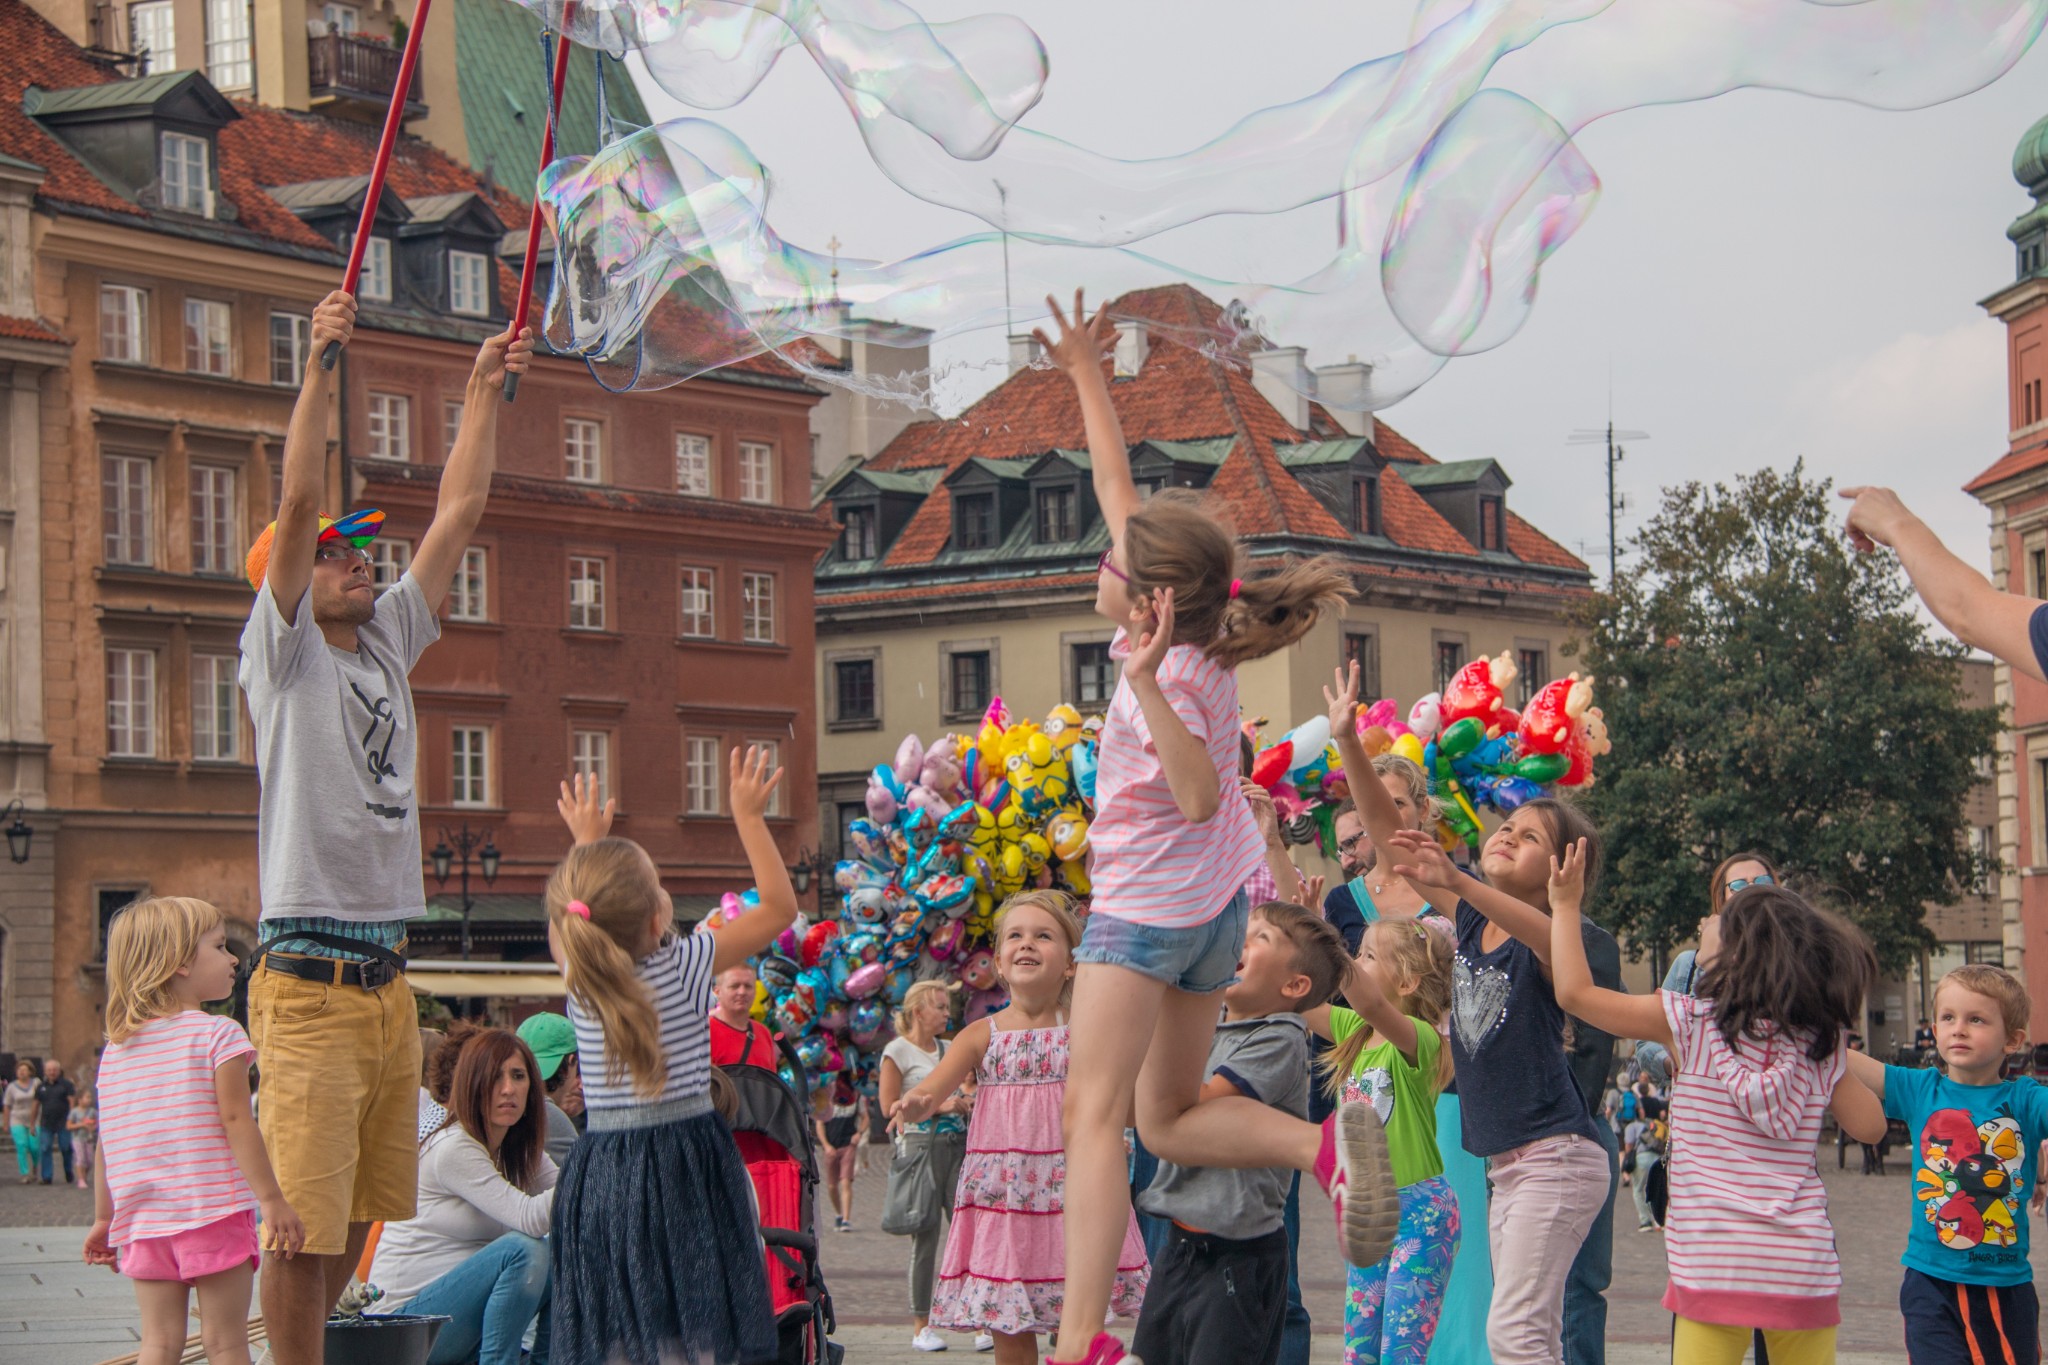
[238,290,530,1364]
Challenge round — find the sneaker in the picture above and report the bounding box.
[912,1327,948,1352]
[974,1334,995,1352]
[1314,1100,1399,1267]
[1067,1333,1138,1365]
[833,1216,849,1232]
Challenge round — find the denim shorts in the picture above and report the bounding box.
[1075,890,1249,994]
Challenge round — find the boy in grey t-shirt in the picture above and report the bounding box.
[1133,902,1352,1365]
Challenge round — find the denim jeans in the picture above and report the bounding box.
[1128,1133,1173,1268]
[397,1231,550,1365]
[1561,1119,1618,1365]
[37,1124,71,1183]
[1279,1171,1312,1365]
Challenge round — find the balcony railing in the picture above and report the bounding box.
[308,31,426,117]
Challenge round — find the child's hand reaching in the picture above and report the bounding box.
[1301,873,1326,908]
[1386,829,1463,895]
[729,744,785,823]
[1325,660,1362,738]
[1030,289,1116,382]
[1240,778,1280,844]
[83,1218,116,1268]
[1547,838,1589,916]
[262,1196,307,1259]
[558,772,615,846]
[890,1089,939,1129]
[1127,587,1175,681]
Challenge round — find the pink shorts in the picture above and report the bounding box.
[121,1209,260,1285]
[823,1145,858,1183]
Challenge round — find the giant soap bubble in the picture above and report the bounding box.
[516,0,2046,405]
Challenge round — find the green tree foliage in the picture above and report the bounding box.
[1575,465,1999,975]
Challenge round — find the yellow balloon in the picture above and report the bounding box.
[1392,732,1427,769]
[749,980,769,1021]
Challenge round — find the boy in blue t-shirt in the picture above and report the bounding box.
[1845,964,2048,1365]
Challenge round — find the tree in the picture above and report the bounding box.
[1574,464,1999,975]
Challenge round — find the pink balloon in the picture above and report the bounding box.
[843,962,887,999]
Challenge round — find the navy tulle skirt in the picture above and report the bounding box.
[550,1096,775,1365]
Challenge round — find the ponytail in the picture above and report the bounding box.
[1317,917,1454,1102]
[1212,556,1353,670]
[545,839,668,1098]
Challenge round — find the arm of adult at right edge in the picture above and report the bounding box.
[268,292,357,622]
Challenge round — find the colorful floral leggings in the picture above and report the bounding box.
[1345,1174,1461,1365]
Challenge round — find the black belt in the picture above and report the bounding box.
[257,930,406,991]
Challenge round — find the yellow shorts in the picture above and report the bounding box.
[249,964,422,1257]
[1673,1317,1836,1365]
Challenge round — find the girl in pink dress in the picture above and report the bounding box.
[893,892,1148,1364]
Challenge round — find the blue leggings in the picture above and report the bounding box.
[1344,1175,1460,1365]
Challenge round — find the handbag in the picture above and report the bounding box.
[881,1134,940,1236]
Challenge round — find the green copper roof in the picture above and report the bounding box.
[453,0,651,189]
[2016,111,2048,196]
[1275,438,1370,468]
[1398,457,1506,488]
[1141,438,1235,466]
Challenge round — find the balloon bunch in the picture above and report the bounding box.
[702,697,1104,1097]
[1252,653,1608,852]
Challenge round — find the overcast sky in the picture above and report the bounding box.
[626,4,2048,612]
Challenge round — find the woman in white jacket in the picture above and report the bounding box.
[371,1028,557,1365]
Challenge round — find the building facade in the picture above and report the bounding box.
[1965,109,2048,1013]
[1,0,830,1069]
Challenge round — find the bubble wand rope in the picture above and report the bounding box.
[504,5,577,403]
[320,0,435,370]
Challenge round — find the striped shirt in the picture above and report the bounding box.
[96,1011,258,1245]
[1089,629,1265,927]
[1659,990,1847,1331]
[570,932,717,1111]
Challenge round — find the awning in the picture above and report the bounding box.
[407,960,566,998]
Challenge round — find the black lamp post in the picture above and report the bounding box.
[1,800,31,866]
[431,823,500,960]
[787,846,836,910]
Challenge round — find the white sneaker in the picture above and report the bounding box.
[913,1328,949,1352]
[974,1333,996,1352]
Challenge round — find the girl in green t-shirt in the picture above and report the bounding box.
[1310,917,1458,1365]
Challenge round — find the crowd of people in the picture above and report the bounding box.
[35,285,2048,1365]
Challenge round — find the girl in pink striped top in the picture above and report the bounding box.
[86,897,305,1365]
[1548,853,1890,1365]
[1032,293,1365,1365]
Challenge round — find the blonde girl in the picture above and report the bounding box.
[879,979,977,1352]
[87,897,305,1365]
[893,892,1149,1365]
[1033,292,1365,1365]
[545,749,799,1365]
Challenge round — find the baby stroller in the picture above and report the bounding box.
[721,1037,841,1365]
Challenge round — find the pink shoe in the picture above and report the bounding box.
[1314,1100,1399,1267]
[1063,1333,1138,1365]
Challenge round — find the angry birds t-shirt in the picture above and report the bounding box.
[1883,1064,2048,1286]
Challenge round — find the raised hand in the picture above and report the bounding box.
[558,772,615,846]
[1127,586,1175,680]
[729,744,785,823]
[1030,289,1116,380]
[1300,873,1327,908]
[472,325,536,393]
[1240,777,1280,842]
[1547,837,1589,915]
[1325,660,1363,738]
[309,290,357,363]
[1386,829,1461,894]
[1838,486,1913,555]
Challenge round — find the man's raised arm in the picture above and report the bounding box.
[410,325,533,612]
[267,292,357,621]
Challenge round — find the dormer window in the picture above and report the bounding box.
[1479,495,1505,551]
[1353,476,1381,536]
[160,131,210,215]
[449,251,488,317]
[956,494,994,550]
[357,235,392,302]
[841,506,878,560]
[1036,486,1077,543]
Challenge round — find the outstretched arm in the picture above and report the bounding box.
[269,291,357,619]
[1327,662,1422,894]
[1343,954,1421,1064]
[1546,841,1672,1047]
[1386,830,1560,966]
[1033,291,1139,542]
[1830,1070,1889,1145]
[711,746,800,976]
[1841,486,2044,682]
[411,326,534,611]
[1842,1044,1887,1101]
[891,1019,991,1127]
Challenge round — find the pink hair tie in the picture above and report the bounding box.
[1229,578,1243,599]
[564,900,592,920]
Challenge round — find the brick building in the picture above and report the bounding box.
[0,0,832,1070]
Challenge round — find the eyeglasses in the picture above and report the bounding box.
[1338,832,1367,853]
[316,543,371,566]
[1097,546,1129,584]
[1725,873,1775,895]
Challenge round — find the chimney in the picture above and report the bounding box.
[1250,347,1311,431]
[1314,359,1374,438]
[1008,333,1043,375]
[811,300,852,362]
[1113,320,1149,378]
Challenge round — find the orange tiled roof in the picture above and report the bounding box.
[1965,437,2048,496]
[0,312,68,344]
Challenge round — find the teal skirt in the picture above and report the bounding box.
[1429,1090,1495,1364]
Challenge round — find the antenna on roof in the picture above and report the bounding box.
[827,234,842,303]
[994,179,1013,332]
[1567,416,1648,588]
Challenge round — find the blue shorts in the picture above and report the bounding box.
[1075,890,1249,994]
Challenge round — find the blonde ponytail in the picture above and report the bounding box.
[1317,918,1454,1101]
[546,839,667,1098]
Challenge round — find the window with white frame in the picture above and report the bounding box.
[188,465,236,575]
[448,251,488,317]
[319,1,357,31]
[449,547,487,622]
[568,556,606,631]
[190,653,239,761]
[369,538,411,589]
[183,298,231,375]
[750,739,785,816]
[102,453,153,566]
[366,392,411,461]
[738,441,774,504]
[450,726,491,807]
[100,284,147,363]
[685,734,720,814]
[268,311,309,385]
[675,433,711,495]
[741,572,775,643]
[106,648,156,758]
[357,235,392,303]
[204,0,251,88]
[564,418,603,483]
[160,132,210,215]
[442,399,465,454]
[680,566,715,638]
[572,729,611,805]
[130,1,175,72]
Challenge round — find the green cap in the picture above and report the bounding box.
[517,1012,576,1083]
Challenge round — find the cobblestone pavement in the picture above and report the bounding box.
[1,1147,1919,1363]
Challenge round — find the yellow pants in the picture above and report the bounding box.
[1673,1317,1836,1365]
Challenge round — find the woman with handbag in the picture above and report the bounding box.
[880,980,988,1354]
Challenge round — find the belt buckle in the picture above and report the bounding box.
[358,959,397,990]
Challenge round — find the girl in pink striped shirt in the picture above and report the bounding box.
[1548,854,1890,1365]
[1033,293,1367,1365]
[86,897,305,1365]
